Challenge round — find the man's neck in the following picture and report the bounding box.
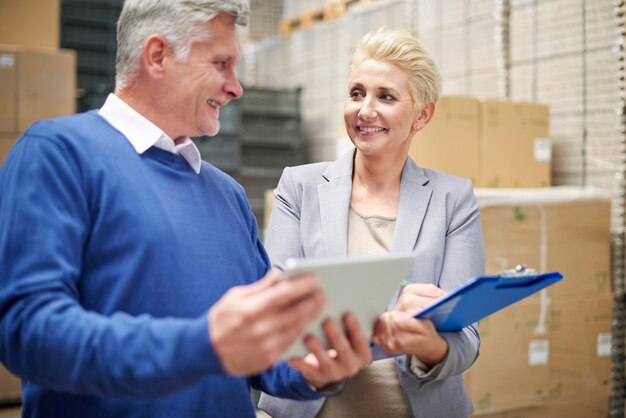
[115,87,178,142]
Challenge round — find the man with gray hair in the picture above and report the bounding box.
[0,1,372,417]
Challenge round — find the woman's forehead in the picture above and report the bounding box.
[349,59,410,90]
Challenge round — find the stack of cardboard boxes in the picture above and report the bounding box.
[409,96,551,188]
[410,96,612,415]
[467,187,612,417]
[0,1,75,166]
[0,0,76,403]
[0,45,76,165]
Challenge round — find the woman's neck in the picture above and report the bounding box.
[353,151,404,191]
[350,151,405,217]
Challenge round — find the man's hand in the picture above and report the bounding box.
[288,313,372,390]
[208,269,326,376]
[371,283,448,366]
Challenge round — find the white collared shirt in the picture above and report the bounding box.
[98,93,202,174]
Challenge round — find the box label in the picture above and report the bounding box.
[597,333,611,357]
[534,138,552,162]
[529,339,549,365]
[0,54,15,69]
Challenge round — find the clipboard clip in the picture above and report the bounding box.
[500,264,538,277]
[498,264,541,287]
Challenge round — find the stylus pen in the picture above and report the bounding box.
[401,279,413,286]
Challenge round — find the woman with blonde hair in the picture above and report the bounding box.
[259,27,485,418]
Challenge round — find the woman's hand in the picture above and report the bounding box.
[395,283,445,315]
[372,311,448,366]
[371,283,448,366]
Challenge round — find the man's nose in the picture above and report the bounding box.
[226,71,243,99]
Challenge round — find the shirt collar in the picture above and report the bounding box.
[98,93,202,174]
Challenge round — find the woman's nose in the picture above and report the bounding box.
[357,99,377,119]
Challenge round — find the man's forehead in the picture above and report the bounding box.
[195,19,241,55]
[195,38,241,60]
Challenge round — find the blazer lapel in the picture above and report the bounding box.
[318,151,354,257]
[392,158,432,253]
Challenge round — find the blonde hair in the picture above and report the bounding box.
[350,27,441,108]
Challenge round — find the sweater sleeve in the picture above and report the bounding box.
[0,130,225,398]
[249,361,328,401]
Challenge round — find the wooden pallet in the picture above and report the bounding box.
[280,0,374,36]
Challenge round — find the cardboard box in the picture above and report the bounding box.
[481,100,551,188]
[0,45,76,134]
[465,298,549,414]
[473,395,608,418]
[469,187,612,416]
[495,395,608,418]
[474,412,508,418]
[468,296,612,416]
[409,96,481,184]
[409,97,550,188]
[476,187,611,300]
[547,297,612,401]
[0,0,60,49]
[0,133,19,166]
[0,364,20,403]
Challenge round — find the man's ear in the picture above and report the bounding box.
[412,101,436,131]
[141,34,169,80]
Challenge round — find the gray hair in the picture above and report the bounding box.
[351,27,441,109]
[115,0,250,90]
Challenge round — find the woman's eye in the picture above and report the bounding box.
[350,90,363,99]
[381,94,396,101]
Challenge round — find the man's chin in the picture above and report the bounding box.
[200,125,220,137]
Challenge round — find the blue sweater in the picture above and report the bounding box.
[0,112,321,417]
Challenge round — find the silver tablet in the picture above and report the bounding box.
[282,253,416,358]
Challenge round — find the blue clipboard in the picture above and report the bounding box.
[371,269,563,359]
[414,270,563,332]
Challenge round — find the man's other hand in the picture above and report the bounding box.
[287,313,372,390]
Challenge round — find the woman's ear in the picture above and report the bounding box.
[141,34,169,80]
[413,102,436,131]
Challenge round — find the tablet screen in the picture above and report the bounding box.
[281,253,416,358]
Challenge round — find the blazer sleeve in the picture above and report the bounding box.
[264,167,303,268]
[419,178,484,381]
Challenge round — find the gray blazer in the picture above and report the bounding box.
[259,150,485,418]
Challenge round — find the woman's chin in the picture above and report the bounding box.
[355,145,382,157]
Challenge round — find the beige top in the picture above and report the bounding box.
[317,207,411,418]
